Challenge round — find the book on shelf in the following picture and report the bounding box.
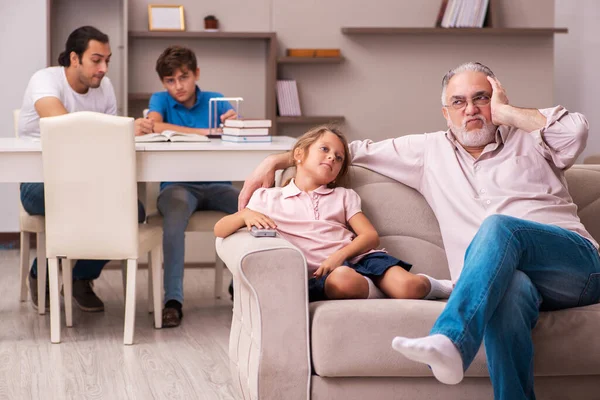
[222,127,270,136]
[222,135,273,143]
[135,130,210,143]
[439,0,490,28]
[435,0,450,27]
[276,80,302,117]
[223,119,272,128]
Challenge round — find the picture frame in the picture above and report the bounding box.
[148,5,185,31]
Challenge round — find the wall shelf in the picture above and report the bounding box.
[129,31,276,40]
[277,56,345,64]
[277,116,345,124]
[341,27,568,36]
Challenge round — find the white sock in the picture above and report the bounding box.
[419,274,453,300]
[364,276,386,299]
[391,334,464,385]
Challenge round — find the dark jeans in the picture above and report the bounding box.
[157,182,239,304]
[20,183,146,281]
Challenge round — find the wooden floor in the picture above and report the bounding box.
[0,249,237,400]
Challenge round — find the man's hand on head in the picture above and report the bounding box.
[134,118,154,136]
[487,76,510,126]
[487,76,546,132]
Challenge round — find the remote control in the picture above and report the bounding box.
[250,226,277,237]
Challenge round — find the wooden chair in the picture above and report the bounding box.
[40,111,163,345]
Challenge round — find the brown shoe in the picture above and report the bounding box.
[71,280,104,312]
[162,300,183,328]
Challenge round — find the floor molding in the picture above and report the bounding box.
[0,232,25,249]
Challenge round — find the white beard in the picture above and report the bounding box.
[450,116,497,147]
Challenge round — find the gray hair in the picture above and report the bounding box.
[441,62,495,105]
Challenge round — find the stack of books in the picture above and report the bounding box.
[221,119,272,143]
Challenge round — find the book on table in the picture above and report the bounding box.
[222,135,272,143]
[223,119,272,128]
[135,130,210,143]
[222,127,270,136]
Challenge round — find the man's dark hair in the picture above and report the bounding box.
[58,26,109,67]
[155,46,198,80]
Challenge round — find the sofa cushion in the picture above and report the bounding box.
[310,300,600,378]
[349,167,450,280]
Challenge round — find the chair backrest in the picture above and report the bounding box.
[40,111,139,260]
[13,109,20,137]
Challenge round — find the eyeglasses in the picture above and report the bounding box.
[444,94,491,110]
[163,74,193,87]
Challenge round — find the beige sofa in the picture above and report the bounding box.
[216,165,600,400]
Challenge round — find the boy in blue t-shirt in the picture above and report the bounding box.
[145,45,238,327]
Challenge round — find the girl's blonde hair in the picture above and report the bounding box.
[285,125,351,188]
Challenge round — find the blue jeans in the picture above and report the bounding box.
[20,183,146,281]
[157,182,239,304]
[430,215,600,400]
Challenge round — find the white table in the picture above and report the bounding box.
[0,137,296,183]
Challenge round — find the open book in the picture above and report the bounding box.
[135,130,210,143]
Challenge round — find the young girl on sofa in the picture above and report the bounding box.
[214,126,452,301]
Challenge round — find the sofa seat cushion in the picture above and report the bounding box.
[310,299,600,378]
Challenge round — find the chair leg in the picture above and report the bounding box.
[120,260,127,297]
[147,251,153,314]
[150,247,163,329]
[123,259,138,345]
[62,259,73,327]
[19,232,30,302]
[214,253,224,299]
[48,257,61,343]
[36,232,47,315]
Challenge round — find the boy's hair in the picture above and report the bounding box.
[58,26,109,67]
[286,125,351,188]
[155,45,198,79]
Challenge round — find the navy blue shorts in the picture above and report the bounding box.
[307,252,411,302]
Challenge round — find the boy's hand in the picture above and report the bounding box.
[314,253,346,279]
[220,109,238,123]
[134,118,154,136]
[241,209,277,230]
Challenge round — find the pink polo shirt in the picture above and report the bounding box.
[247,180,381,275]
[349,106,598,282]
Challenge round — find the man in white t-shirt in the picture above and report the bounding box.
[18,26,153,313]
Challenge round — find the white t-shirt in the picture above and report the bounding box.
[18,66,117,139]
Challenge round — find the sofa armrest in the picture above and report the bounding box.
[216,232,311,400]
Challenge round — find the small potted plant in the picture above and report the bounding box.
[204,15,219,31]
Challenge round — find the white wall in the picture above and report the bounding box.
[554,0,600,161]
[0,0,562,234]
[0,0,47,231]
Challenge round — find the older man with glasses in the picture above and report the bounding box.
[238,61,600,400]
